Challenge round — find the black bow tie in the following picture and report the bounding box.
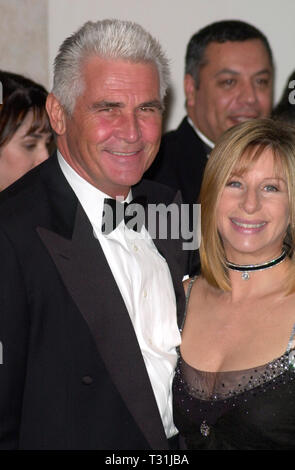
[102,196,147,234]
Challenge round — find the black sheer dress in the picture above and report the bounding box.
[173,278,295,450]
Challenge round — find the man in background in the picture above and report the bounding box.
[147,20,274,205]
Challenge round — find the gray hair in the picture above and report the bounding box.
[52,19,170,114]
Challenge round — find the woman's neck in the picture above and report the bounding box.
[227,257,291,303]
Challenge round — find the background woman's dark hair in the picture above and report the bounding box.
[0,70,52,148]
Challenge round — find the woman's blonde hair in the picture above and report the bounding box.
[199,118,295,292]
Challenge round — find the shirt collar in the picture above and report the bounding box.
[187,117,215,150]
[57,150,132,231]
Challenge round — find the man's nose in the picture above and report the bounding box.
[239,187,261,213]
[238,81,257,105]
[115,113,141,142]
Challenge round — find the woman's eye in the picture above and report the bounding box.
[226,180,241,188]
[23,143,37,151]
[264,184,278,192]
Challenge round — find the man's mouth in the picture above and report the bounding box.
[107,150,140,157]
[229,115,258,124]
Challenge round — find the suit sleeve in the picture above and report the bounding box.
[0,228,29,449]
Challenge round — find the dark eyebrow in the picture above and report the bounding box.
[23,132,49,139]
[255,69,272,76]
[215,68,272,78]
[215,69,239,77]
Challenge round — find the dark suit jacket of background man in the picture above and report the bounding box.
[146,117,209,205]
[0,153,191,450]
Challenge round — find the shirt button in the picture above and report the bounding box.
[133,244,138,252]
[143,289,147,298]
[82,375,93,385]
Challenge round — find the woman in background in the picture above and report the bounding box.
[173,118,295,450]
[0,71,52,190]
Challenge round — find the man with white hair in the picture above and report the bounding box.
[0,19,190,450]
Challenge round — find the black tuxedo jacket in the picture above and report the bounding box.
[0,154,190,450]
[146,117,209,204]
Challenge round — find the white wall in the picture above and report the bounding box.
[0,0,48,88]
[48,0,295,131]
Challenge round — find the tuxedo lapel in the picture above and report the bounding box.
[37,203,168,450]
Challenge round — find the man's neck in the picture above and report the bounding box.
[57,150,131,201]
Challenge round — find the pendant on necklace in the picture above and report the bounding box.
[226,249,287,280]
[241,271,250,281]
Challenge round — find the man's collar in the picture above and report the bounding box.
[57,150,132,233]
[187,117,214,150]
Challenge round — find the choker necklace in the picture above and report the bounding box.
[226,250,287,280]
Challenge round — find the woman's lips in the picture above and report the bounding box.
[230,218,267,233]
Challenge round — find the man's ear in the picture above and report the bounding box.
[46,93,67,135]
[184,74,197,108]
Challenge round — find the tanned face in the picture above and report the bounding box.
[47,57,163,198]
[185,40,273,143]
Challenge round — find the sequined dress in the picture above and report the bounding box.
[172,278,295,450]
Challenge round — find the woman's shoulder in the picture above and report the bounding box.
[184,275,222,305]
[183,275,206,296]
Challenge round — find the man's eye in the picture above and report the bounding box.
[219,79,236,88]
[256,78,269,87]
[139,106,155,112]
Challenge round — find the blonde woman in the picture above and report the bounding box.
[173,119,295,450]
